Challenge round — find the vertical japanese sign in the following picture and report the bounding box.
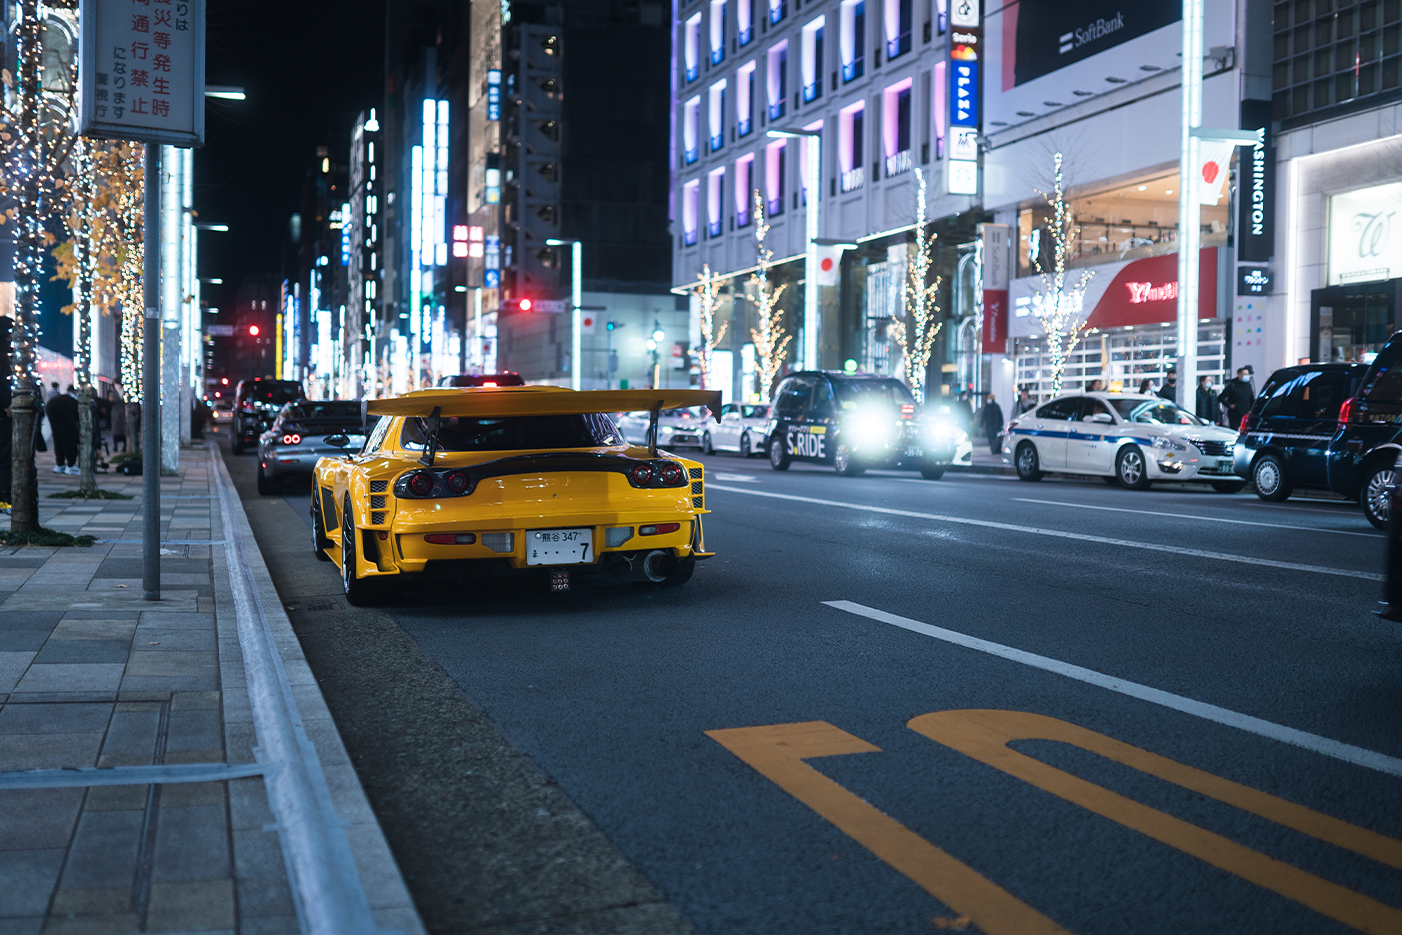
[1237,99,1274,265]
[981,223,1009,353]
[79,0,206,146]
[947,0,980,195]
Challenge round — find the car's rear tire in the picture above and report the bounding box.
[341,497,383,606]
[702,431,714,455]
[834,442,865,476]
[740,432,753,457]
[919,463,946,480]
[1116,446,1152,490]
[1015,442,1042,482]
[1211,480,1247,493]
[310,489,333,562]
[1251,453,1292,502]
[769,435,790,471]
[1361,460,1396,530]
[256,462,273,495]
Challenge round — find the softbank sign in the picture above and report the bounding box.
[1058,13,1125,54]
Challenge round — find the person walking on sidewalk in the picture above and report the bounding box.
[1013,386,1036,415]
[1157,370,1178,401]
[1196,375,1218,422]
[975,393,1005,455]
[1219,366,1256,430]
[46,385,80,475]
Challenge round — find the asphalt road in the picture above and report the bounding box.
[221,424,1402,935]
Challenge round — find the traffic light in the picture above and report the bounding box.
[248,325,260,336]
[606,321,615,331]
[500,297,533,312]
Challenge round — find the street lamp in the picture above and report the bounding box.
[768,128,821,371]
[546,237,583,390]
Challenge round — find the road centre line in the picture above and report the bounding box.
[824,600,1402,778]
[1011,498,1382,538]
[705,484,1383,581]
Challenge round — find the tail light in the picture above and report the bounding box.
[658,462,684,486]
[639,523,681,536]
[630,464,654,486]
[900,404,915,419]
[281,433,301,445]
[1239,414,1250,434]
[1339,397,1357,424]
[443,470,471,494]
[406,471,434,497]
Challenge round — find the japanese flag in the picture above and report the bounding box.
[581,314,596,335]
[1199,141,1234,205]
[815,243,846,286]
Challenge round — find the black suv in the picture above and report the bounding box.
[232,379,305,454]
[764,371,961,478]
[1235,363,1367,505]
[1328,333,1402,528]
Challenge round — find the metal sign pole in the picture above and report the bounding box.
[143,143,162,601]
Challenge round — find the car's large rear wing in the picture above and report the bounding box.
[364,387,723,455]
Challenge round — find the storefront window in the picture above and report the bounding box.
[1016,173,1230,278]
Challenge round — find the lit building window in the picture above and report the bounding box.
[767,41,788,120]
[684,12,702,83]
[800,122,821,206]
[684,96,701,164]
[882,78,912,177]
[710,0,726,65]
[737,60,756,136]
[883,0,911,60]
[839,101,864,192]
[801,16,824,103]
[932,60,946,159]
[737,0,753,46]
[765,138,786,216]
[709,80,727,153]
[840,0,864,82]
[735,153,755,227]
[682,179,700,246]
[707,167,726,237]
[769,0,786,26]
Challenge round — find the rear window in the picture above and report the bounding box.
[742,404,770,419]
[400,413,622,452]
[242,382,303,404]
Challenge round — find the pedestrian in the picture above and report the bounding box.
[1138,378,1154,395]
[31,380,46,454]
[951,392,974,434]
[1195,375,1217,422]
[1013,386,1036,415]
[46,385,80,475]
[1157,369,1178,401]
[110,386,127,452]
[1218,366,1256,431]
[46,381,59,401]
[1085,378,1105,392]
[975,393,1004,455]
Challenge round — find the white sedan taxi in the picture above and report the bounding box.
[1003,392,1243,491]
[701,403,770,456]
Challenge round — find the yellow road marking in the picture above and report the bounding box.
[705,721,1072,935]
[908,710,1402,935]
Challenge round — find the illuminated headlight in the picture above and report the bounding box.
[848,420,894,448]
[1151,436,1188,452]
[659,425,676,435]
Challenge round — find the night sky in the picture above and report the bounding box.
[196,0,384,306]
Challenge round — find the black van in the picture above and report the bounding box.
[1235,363,1367,504]
[232,379,305,454]
[764,371,961,478]
[1327,333,1402,528]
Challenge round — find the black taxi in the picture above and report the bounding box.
[764,371,965,478]
[1327,332,1402,528]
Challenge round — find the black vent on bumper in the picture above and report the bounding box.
[370,480,389,493]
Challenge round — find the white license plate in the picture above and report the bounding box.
[1217,459,1233,472]
[526,528,593,565]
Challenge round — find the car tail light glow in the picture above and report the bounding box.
[1339,397,1357,424]
[900,404,915,418]
[639,523,681,536]
[482,381,498,387]
[444,470,471,493]
[659,462,684,486]
[424,533,476,545]
[630,464,653,486]
[281,433,301,445]
[406,471,434,497]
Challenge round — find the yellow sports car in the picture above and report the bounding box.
[310,386,722,604]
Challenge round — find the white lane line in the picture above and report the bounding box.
[712,472,758,482]
[705,483,1382,581]
[1012,497,1382,538]
[825,600,1402,778]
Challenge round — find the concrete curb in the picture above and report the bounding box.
[208,441,426,935]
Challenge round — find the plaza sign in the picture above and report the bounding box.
[79,0,206,146]
[1327,180,1402,286]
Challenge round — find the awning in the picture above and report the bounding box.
[366,386,723,422]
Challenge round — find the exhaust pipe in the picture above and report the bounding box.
[632,549,673,583]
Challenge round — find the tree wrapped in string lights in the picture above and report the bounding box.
[889,167,943,403]
[1028,152,1094,398]
[0,0,81,529]
[746,191,791,402]
[53,138,145,493]
[693,263,727,391]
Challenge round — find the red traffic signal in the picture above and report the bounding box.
[500,297,533,312]
[248,325,260,336]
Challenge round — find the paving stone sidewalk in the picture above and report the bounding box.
[0,445,418,935]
